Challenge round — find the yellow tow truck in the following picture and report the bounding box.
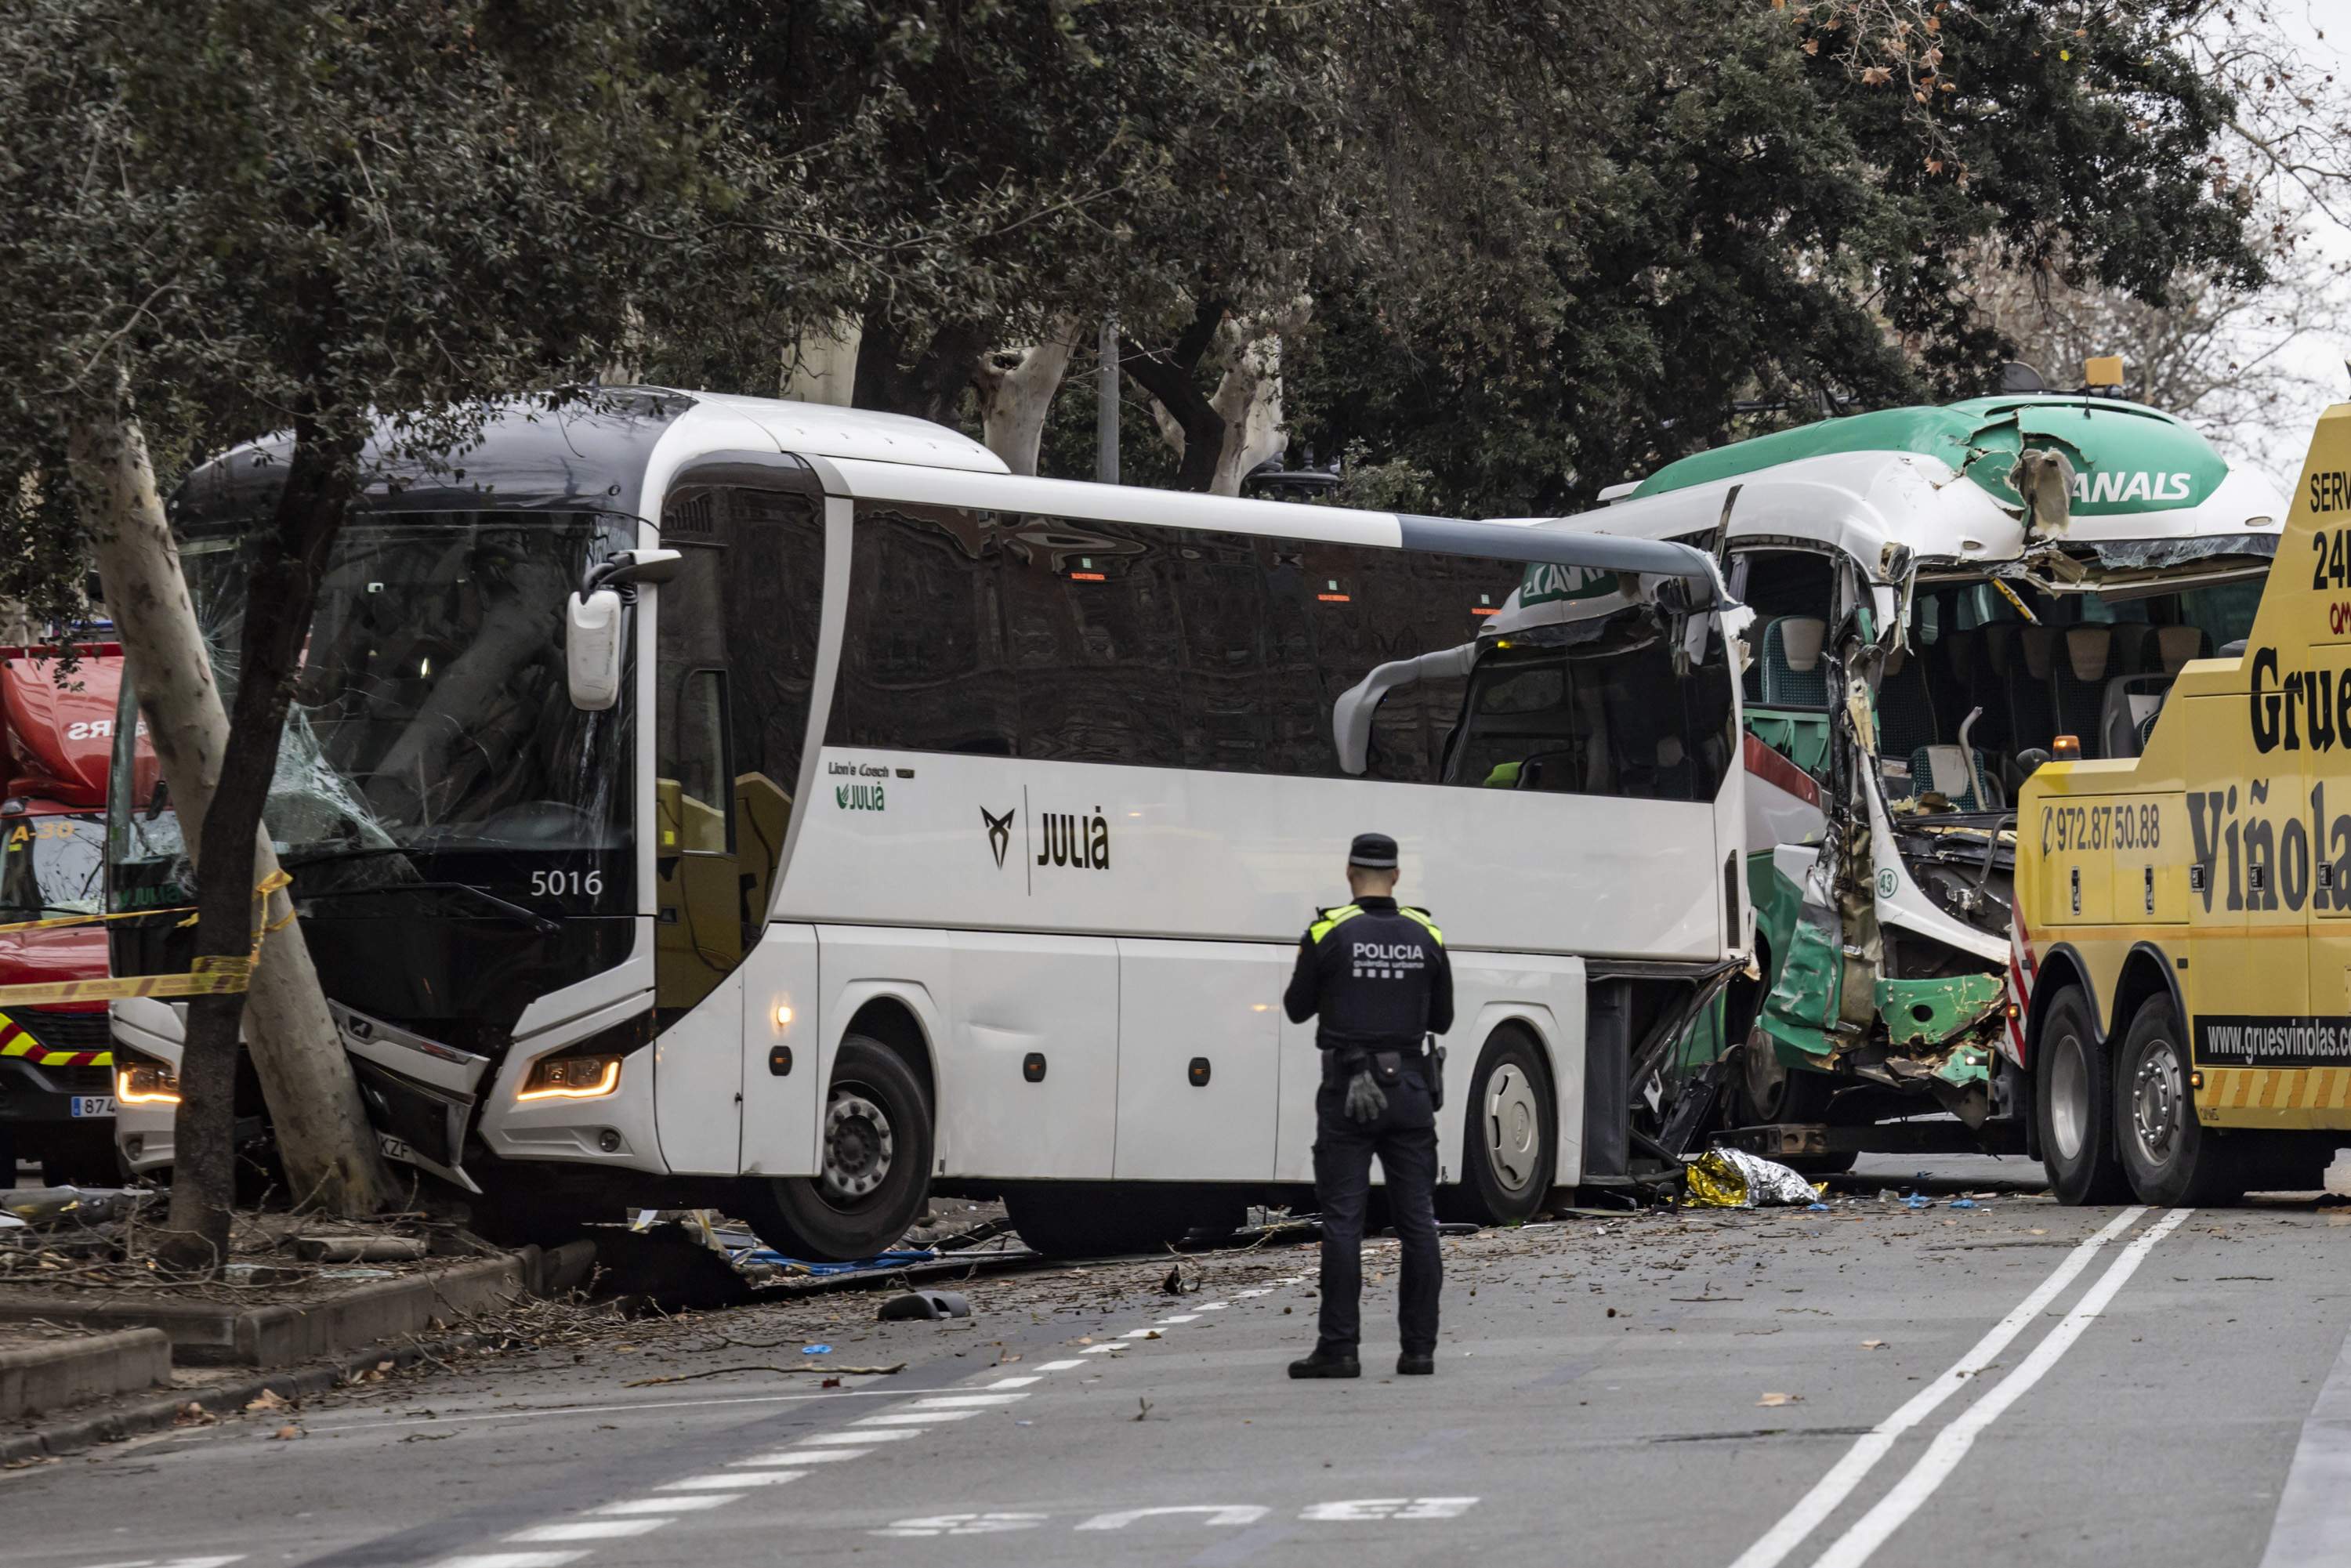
[2017,407,2351,1204]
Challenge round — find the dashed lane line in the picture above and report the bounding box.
[660,1470,805,1490]
[590,1495,741,1515]
[1808,1208,2193,1568]
[1727,1207,2150,1568]
[506,1522,665,1543]
[413,1268,1315,1568]
[305,1385,893,1433]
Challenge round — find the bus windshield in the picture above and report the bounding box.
[1,811,105,916]
[108,511,635,917]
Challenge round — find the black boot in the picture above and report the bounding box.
[1289,1346,1361,1379]
[1396,1351,1434,1376]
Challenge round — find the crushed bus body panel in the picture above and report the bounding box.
[1533,389,2286,1157]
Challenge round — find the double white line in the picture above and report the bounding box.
[1731,1205,2192,1568]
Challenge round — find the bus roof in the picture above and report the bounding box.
[176,388,1726,605]
[1534,394,2285,578]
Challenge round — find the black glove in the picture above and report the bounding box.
[1343,1067,1388,1124]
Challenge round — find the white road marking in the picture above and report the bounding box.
[875,1513,1048,1537]
[1034,1359,1087,1371]
[1157,1314,1201,1324]
[1076,1505,1270,1530]
[1234,1289,1273,1298]
[798,1427,918,1444]
[506,1520,668,1542]
[1120,1329,1158,1340]
[71,1561,245,1568]
[1197,1302,1229,1310]
[661,1470,804,1490]
[1727,1207,2149,1568]
[432,1555,589,1568]
[2258,1309,2351,1566]
[855,1410,978,1426]
[911,1392,1030,1408]
[987,1375,1042,1389]
[1299,1498,1480,1521]
[1809,1207,2193,1568]
[737,1449,868,1465]
[304,1387,889,1432]
[1080,1345,1121,1355]
[592,1495,741,1515]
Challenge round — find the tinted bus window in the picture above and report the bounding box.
[1444,621,1734,801]
[1002,516,1186,766]
[830,505,1017,755]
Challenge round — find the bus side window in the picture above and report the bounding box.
[661,668,733,856]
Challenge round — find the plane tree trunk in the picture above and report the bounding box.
[67,408,394,1274]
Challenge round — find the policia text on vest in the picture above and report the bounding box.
[1281,832,1454,1381]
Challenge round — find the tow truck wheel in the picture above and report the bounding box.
[737,1035,933,1262]
[2114,995,2241,1207]
[2035,987,2131,1205]
[1452,1029,1556,1224]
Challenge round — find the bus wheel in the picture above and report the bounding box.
[2036,987,2130,1205]
[1454,1030,1555,1225]
[2115,995,2240,1207]
[739,1035,933,1262]
[1736,1024,1833,1125]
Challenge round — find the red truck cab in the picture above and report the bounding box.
[0,646,121,1186]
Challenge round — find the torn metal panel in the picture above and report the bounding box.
[1874,974,2003,1050]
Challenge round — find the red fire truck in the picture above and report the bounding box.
[0,646,120,1186]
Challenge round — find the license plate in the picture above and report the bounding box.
[70,1095,116,1118]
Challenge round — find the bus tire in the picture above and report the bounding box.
[2114,994,2241,1207]
[2036,987,2130,1205]
[1735,1023,1835,1127]
[738,1034,933,1262]
[1002,1182,1201,1260]
[1454,1028,1556,1225]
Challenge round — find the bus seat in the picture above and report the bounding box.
[2109,623,2157,674]
[1760,617,1830,707]
[2004,625,2058,754]
[2099,675,2172,759]
[2095,628,2211,759]
[2153,625,2208,672]
[2052,626,2111,745]
[1875,645,1938,758]
[1911,745,2002,812]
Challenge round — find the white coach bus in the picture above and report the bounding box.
[107,391,1743,1258]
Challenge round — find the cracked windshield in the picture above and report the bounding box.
[107,512,632,918]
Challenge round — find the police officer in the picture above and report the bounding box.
[1282,831,1452,1379]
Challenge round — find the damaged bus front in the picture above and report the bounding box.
[1536,389,2285,1161]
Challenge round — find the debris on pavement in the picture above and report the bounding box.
[877,1290,971,1322]
[1684,1150,1825,1209]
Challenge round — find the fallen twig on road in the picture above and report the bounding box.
[624,1361,905,1386]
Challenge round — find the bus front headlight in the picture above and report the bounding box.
[116,1062,181,1105]
[516,1055,622,1102]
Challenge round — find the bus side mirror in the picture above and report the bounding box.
[564,549,686,711]
[1332,643,1480,775]
[567,588,625,711]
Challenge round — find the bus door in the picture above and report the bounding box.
[650,482,827,1176]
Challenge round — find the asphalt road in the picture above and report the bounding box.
[7,1157,2351,1568]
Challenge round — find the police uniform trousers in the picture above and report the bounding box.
[1312,1067,1441,1356]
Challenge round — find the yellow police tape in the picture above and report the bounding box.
[0,871,292,1007]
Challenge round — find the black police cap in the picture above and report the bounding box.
[1347,832,1398,869]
